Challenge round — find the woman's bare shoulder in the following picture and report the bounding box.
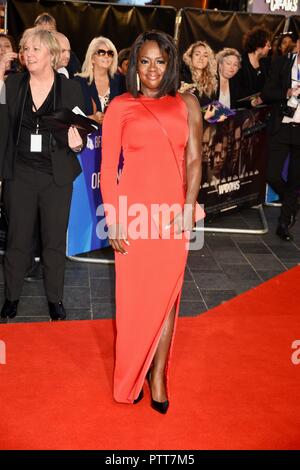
[178,91,201,114]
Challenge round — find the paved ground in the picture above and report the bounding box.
[1,205,299,323]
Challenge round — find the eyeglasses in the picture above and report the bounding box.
[95,49,114,58]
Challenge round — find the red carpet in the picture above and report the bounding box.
[0,267,300,450]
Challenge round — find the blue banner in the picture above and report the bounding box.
[67,130,109,256]
[265,184,280,203]
[265,155,289,204]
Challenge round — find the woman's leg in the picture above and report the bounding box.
[3,166,39,301]
[39,181,72,302]
[150,304,176,402]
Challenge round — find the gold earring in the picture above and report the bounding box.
[136,73,140,91]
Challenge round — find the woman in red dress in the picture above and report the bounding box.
[101,31,202,414]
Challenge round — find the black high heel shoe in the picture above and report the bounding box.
[147,370,169,415]
[133,389,144,404]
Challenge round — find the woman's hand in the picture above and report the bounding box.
[169,204,195,234]
[95,111,104,125]
[204,104,216,121]
[90,111,104,125]
[68,126,83,152]
[217,114,227,122]
[0,52,18,79]
[251,96,263,107]
[108,224,130,254]
[287,86,300,98]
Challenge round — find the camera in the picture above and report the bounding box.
[282,95,299,118]
[282,104,297,118]
[8,59,20,73]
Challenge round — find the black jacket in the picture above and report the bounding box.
[66,51,81,79]
[74,73,126,115]
[216,73,242,110]
[0,72,86,186]
[262,53,296,134]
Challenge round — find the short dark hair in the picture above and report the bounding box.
[126,30,179,98]
[118,47,131,67]
[243,27,271,53]
[277,32,295,55]
[0,33,17,52]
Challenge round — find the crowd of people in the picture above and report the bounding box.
[1,11,300,413]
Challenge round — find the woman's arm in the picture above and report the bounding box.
[0,52,18,83]
[101,97,128,253]
[179,92,203,231]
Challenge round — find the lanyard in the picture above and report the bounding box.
[32,101,40,135]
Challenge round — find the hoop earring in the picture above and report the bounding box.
[136,73,141,91]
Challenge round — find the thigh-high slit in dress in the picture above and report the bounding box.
[101,92,190,403]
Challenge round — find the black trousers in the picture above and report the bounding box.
[267,123,300,224]
[3,162,73,302]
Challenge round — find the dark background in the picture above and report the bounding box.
[7,0,287,63]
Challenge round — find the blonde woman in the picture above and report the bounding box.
[75,36,126,125]
[0,28,85,321]
[216,48,241,109]
[180,40,218,107]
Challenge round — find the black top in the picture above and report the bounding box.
[1,72,87,186]
[17,83,54,174]
[237,53,270,100]
[66,51,81,79]
[262,53,296,134]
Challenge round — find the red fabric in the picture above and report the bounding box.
[101,93,190,403]
[0,267,300,450]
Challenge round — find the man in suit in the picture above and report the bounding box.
[262,39,300,241]
[34,12,81,78]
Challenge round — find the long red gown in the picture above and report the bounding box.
[101,92,189,403]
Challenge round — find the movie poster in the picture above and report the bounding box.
[199,107,269,215]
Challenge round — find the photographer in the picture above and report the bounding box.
[262,39,300,241]
[0,34,19,85]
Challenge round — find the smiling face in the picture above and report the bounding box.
[137,40,168,97]
[191,45,209,71]
[219,55,239,79]
[22,36,53,75]
[92,42,114,72]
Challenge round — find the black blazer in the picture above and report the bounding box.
[261,53,296,134]
[237,53,271,100]
[74,73,126,115]
[0,72,87,186]
[216,73,242,109]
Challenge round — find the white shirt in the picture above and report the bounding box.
[218,88,231,109]
[57,67,69,78]
[0,79,5,104]
[98,89,110,113]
